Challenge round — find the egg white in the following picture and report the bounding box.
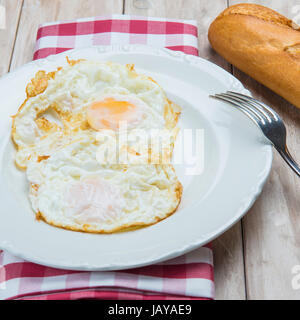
[27,136,182,233]
[12,60,180,169]
[12,59,182,233]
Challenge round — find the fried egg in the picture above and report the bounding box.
[27,136,182,233]
[12,58,183,233]
[12,59,181,169]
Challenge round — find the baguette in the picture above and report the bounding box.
[208,3,300,108]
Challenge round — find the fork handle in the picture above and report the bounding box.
[277,148,300,177]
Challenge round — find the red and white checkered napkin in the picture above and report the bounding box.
[0,14,214,300]
[34,14,199,59]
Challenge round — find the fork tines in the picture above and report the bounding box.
[210,91,279,125]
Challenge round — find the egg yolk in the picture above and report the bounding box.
[65,179,123,224]
[87,97,142,130]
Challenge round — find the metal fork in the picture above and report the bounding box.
[210,91,300,177]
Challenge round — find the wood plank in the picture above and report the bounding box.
[229,0,300,299]
[10,0,123,70]
[213,224,246,300]
[0,0,23,75]
[125,0,246,300]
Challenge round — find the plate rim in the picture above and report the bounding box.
[0,45,273,270]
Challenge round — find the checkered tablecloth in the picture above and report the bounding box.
[0,14,214,300]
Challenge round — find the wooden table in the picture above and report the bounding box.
[1,0,300,300]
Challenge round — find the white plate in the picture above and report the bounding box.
[0,45,272,270]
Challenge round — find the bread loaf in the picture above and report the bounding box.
[208,3,300,108]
